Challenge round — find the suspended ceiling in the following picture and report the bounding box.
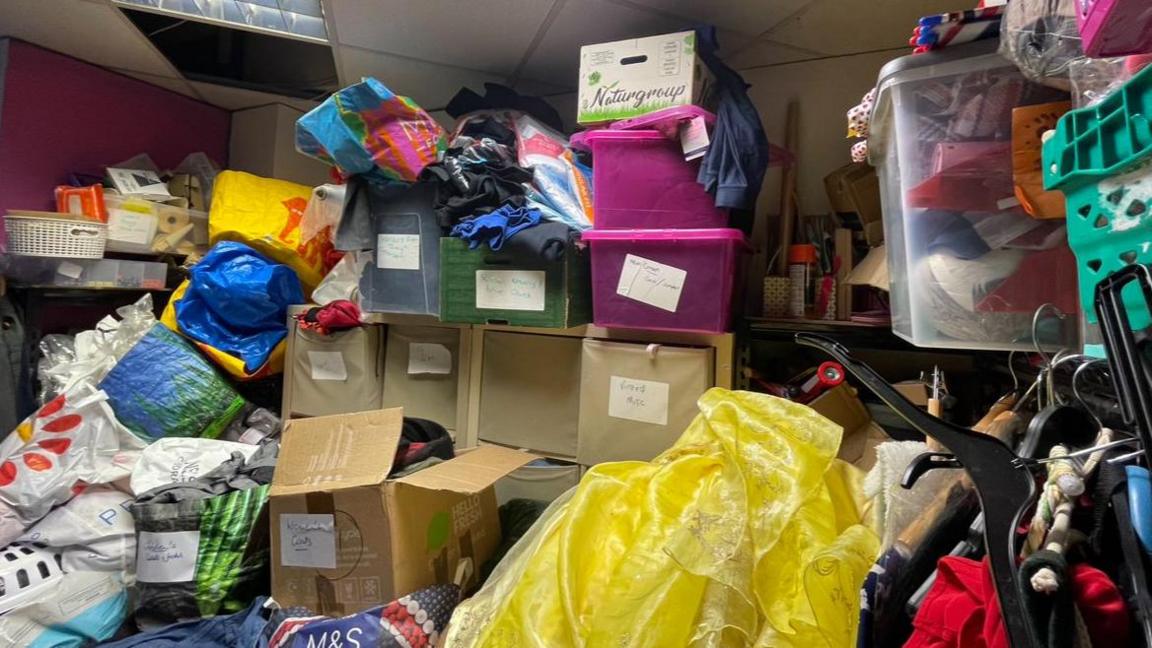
[0,0,959,118]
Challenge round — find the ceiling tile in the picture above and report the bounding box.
[764,0,963,55]
[328,0,555,76]
[520,0,723,87]
[188,81,321,112]
[0,0,179,78]
[610,0,816,37]
[338,46,505,111]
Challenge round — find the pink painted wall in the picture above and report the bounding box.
[0,39,230,212]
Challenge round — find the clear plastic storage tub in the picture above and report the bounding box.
[871,42,1080,350]
[582,228,744,333]
[575,129,728,229]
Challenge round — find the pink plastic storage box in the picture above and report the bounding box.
[582,228,745,333]
[1077,0,1152,57]
[575,129,728,229]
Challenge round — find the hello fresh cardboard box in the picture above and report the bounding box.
[578,30,711,125]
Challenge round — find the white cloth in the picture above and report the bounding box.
[130,437,259,496]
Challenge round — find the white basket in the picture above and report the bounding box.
[5,213,107,258]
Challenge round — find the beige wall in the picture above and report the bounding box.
[743,49,902,218]
[229,104,332,187]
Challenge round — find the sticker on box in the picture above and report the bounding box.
[615,254,686,312]
[408,343,452,375]
[308,351,348,381]
[608,376,670,425]
[108,209,157,246]
[376,233,421,270]
[280,514,337,569]
[475,270,546,311]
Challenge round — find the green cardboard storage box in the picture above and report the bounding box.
[438,237,592,328]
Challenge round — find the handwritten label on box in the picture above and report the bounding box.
[608,376,670,426]
[376,234,421,270]
[475,270,546,311]
[108,209,156,246]
[137,531,200,582]
[615,254,686,313]
[308,351,348,381]
[408,343,452,375]
[280,514,337,569]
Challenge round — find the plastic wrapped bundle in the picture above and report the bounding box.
[132,483,271,625]
[0,384,143,547]
[444,388,880,648]
[99,324,246,440]
[999,0,1084,91]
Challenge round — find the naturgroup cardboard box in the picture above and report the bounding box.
[578,30,709,125]
[269,408,534,615]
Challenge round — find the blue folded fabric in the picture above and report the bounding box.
[450,204,541,251]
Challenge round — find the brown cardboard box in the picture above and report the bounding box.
[808,384,888,470]
[269,408,534,615]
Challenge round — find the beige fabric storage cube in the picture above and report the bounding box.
[478,332,582,457]
[289,324,384,417]
[382,325,461,431]
[577,339,713,465]
[495,460,580,505]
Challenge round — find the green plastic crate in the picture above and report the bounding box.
[1043,63,1152,326]
[438,237,592,328]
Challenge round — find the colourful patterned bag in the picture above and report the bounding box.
[296,78,447,183]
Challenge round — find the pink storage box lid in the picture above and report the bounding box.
[582,228,747,242]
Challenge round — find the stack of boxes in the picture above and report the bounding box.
[576,31,745,334]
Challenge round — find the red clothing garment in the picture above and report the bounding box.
[904,556,1129,648]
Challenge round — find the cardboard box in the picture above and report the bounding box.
[269,409,534,615]
[578,30,708,125]
[809,384,888,470]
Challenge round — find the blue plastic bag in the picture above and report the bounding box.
[174,241,304,374]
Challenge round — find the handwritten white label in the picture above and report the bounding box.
[56,261,84,279]
[608,376,670,425]
[280,513,337,569]
[108,209,156,246]
[376,233,421,270]
[475,270,546,311]
[137,531,199,582]
[308,351,347,381]
[408,343,452,375]
[680,114,711,161]
[615,254,687,313]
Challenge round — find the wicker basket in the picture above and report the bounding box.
[4,211,107,258]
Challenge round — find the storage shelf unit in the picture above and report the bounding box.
[283,307,735,460]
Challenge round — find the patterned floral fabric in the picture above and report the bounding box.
[270,584,460,648]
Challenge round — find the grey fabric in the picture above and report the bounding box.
[334,176,374,251]
[137,442,278,504]
[220,406,282,445]
[0,296,28,435]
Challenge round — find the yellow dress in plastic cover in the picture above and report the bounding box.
[445,388,881,648]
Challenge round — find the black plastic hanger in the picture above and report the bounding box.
[796,333,1041,648]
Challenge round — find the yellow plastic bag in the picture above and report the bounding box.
[208,170,333,293]
[445,389,880,648]
[161,281,287,381]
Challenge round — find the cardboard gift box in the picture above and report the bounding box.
[269,408,534,615]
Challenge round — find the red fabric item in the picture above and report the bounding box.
[904,556,1129,648]
[295,300,362,335]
